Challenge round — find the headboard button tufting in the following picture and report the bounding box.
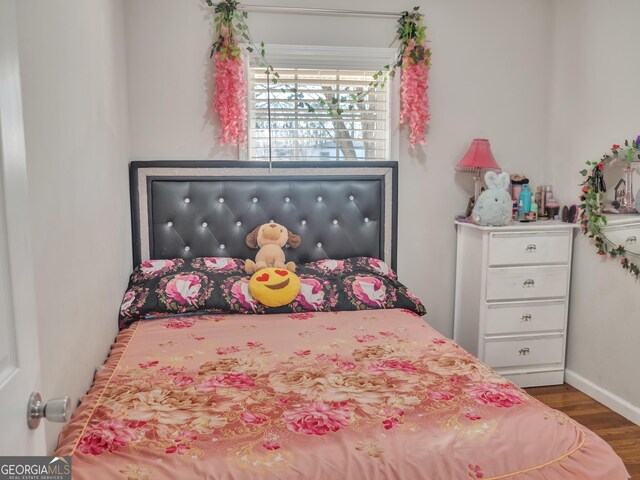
[134,162,397,269]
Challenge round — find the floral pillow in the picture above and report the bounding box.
[118,257,426,328]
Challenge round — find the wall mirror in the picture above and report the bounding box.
[580,138,640,278]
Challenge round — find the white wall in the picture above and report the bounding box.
[16,0,131,451]
[548,0,640,412]
[124,0,554,336]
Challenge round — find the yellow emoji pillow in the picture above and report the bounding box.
[249,267,301,307]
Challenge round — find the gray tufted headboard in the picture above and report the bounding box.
[130,161,398,270]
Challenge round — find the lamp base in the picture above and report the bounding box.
[473,171,482,201]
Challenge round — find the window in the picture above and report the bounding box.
[247,46,395,162]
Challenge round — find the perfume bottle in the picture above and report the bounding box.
[519,184,532,215]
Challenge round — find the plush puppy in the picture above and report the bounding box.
[245,222,302,274]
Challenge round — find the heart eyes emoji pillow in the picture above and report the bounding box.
[249,267,301,307]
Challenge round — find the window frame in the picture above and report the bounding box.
[242,44,398,162]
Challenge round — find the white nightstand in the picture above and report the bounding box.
[453,221,577,388]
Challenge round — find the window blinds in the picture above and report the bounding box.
[248,68,389,161]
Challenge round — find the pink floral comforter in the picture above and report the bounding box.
[56,310,628,479]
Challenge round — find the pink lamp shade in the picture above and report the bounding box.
[455,139,501,200]
[455,138,501,172]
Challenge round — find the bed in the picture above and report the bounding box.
[55,161,629,479]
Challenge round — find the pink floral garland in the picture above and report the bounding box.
[400,40,430,147]
[213,27,246,146]
[208,2,431,149]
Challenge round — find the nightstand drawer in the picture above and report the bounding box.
[485,301,565,335]
[488,232,571,266]
[486,266,568,301]
[484,336,564,368]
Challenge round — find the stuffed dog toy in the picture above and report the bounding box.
[245,222,302,274]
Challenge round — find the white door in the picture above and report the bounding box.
[0,0,46,455]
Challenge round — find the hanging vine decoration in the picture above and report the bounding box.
[205,1,431,147]
[208,0,248,145]
[578,136,640,277]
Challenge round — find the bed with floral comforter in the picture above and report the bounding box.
[55,309,628,479]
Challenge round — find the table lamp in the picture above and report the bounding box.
[455,138,501,200]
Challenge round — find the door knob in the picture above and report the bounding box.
[27,392,71,429]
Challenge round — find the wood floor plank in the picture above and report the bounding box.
[527,383,640,479]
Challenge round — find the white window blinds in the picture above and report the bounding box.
[248,68,389,161]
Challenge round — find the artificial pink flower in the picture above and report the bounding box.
[400,40,430,147]
[213,49,247,145]
[283,402,351,436]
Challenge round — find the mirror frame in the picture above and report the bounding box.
[579,137,640,278]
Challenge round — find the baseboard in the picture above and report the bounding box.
[565,369,640,426]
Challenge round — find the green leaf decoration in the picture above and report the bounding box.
[207,1,430,120]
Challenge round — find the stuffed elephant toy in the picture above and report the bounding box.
[472,171,512,226]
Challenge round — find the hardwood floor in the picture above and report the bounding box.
[526,383,640,478]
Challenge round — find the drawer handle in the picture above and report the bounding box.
[520,314,532,322]
[518,347,530,356]
[525,244,537,253]
[522,279,535,288]
[625,236,637,244]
